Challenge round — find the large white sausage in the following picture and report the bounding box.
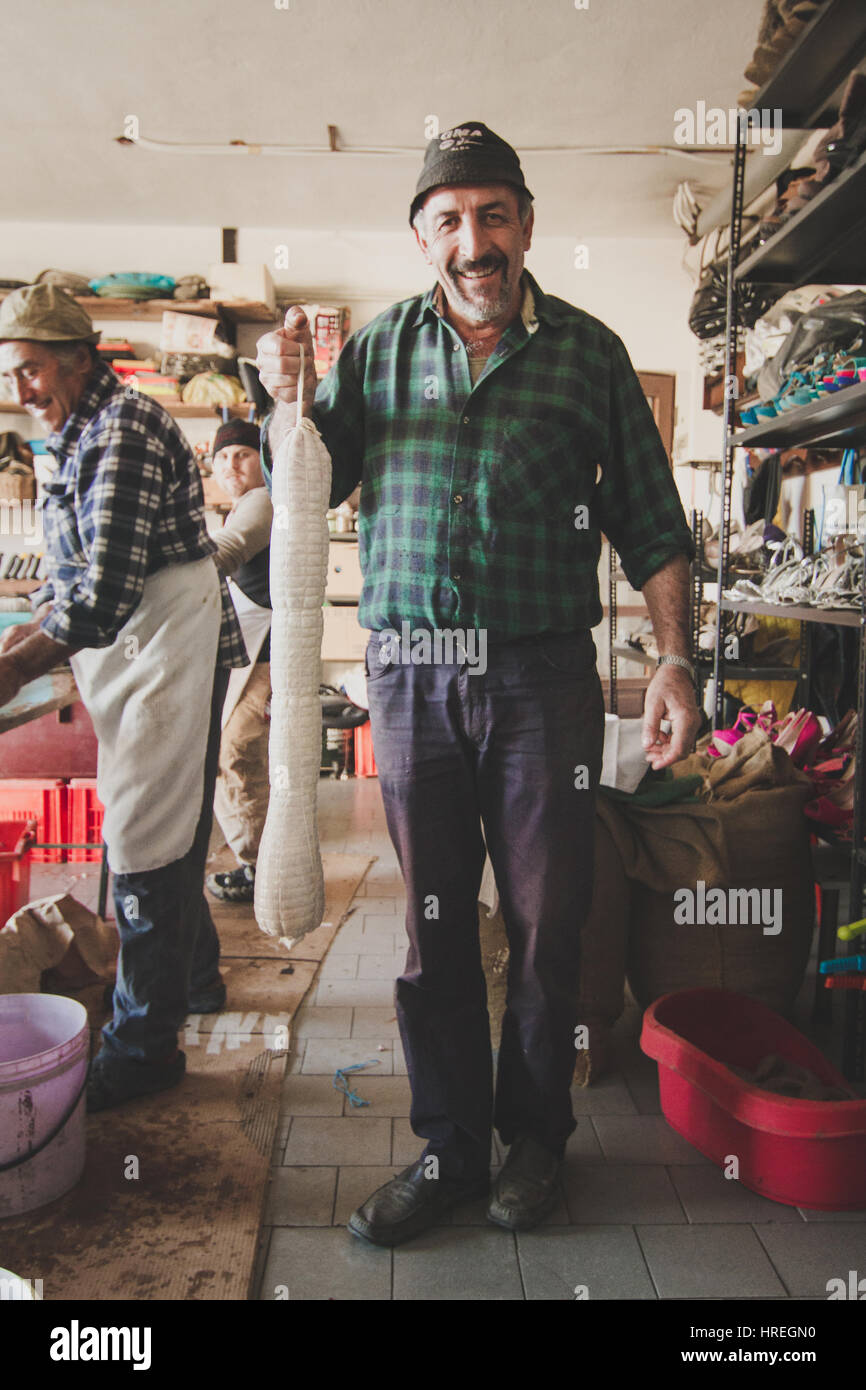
[254,345,332,945]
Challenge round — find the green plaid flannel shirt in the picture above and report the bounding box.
[262,270,694,638]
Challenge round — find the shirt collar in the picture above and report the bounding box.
[46,358,122,457]
[409,268,565,331]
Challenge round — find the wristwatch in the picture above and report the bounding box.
[657,653,696,681]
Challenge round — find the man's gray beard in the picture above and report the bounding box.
[445,266,513,324]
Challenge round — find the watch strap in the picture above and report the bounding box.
[658,653,696,681]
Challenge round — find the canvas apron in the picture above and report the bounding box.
[69,557,222,875]
[221,577,271,730]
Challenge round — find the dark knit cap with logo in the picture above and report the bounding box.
[409,121,533,224]
[212,419,261,457]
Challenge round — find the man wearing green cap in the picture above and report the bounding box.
[256,122,701,1243]
[0,283,247,1110]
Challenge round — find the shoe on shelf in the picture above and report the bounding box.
[347,1159,490,1247]
[86,1050,186,1113]
[102,976,227,1015]
[206,864,255,903]
[487,1134,562,1232]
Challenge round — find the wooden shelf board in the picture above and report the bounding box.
[720,596,861,627]
[0,400,254,421]
[0,578,40,595]
[0,292,276,325]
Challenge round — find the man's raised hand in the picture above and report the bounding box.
[255,306,317,417]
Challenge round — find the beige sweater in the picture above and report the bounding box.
[210,485,273,576]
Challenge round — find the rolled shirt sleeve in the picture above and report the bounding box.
[594,334,695,591]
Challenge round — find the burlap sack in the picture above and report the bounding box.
[621,785,814,1011]
[0,893,117,995]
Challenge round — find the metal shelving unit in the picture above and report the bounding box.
[712,0,866,1076]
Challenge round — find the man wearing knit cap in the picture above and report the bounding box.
[256,122,701,1243]
[0,284,247,1111]
[206,418,274,904]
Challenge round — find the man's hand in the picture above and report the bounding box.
[0,620,39,655]
[0,654,25,710]
[0,603,53,657]
[642,665,701,770]
[255,306,318,418]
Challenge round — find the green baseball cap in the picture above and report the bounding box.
[0,283,100,344]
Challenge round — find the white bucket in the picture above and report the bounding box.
[0,993,88,1217]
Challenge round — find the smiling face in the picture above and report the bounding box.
[0,339,93,432]
[412,182,533,329]
[213,443,264,499]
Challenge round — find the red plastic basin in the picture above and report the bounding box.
[640,987,866,1210]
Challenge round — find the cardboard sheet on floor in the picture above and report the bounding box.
[0,852,373,1300]
[213,852,373,961]
[0,1041,282,1300]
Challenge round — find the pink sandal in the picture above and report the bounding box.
[772,708,821,767]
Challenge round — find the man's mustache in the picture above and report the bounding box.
[449,255,507,277]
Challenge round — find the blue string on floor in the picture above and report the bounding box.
[333,1058,381,1107]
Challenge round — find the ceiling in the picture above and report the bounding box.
[2,0,765,236]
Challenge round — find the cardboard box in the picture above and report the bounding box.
[325,541,362,601]
[208,263,275,312]
[160,311,219,354]
[321,605,367,661]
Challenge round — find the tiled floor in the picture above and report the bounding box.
[254,777,866,1301]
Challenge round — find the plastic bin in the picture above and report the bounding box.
[0,993,88,1216]
[0,780,66,863]
[641,987,866,1210]
[66,779,104,862]
[0,819,35,925]
[354,721,377,777]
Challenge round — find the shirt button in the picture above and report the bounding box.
[453,494,463,505]
[463,416,470,425]
[453,342,461,352]
[453,572,462,581]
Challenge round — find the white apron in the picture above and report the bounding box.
[221,577,272,729]
[70,557,222,875]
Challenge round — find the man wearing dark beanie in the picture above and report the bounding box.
[256,122,700,1244]
[206,418,274,904]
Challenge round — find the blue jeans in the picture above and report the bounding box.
[364,629,604,1179]
[97,664,229,1072]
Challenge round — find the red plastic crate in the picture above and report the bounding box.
[0,780,66,863]
[353,720,377,777]
[0,818,35,924]
[641,987,866,1210]
[67,778,104,862]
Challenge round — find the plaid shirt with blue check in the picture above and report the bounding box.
[33,358,246,666]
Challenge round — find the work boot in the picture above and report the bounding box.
[206,864,255,903]
[347,1159,490,1247]
[487,1135,562,1231]
[86,1050,187,1112]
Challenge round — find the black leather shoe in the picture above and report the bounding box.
[487,1135,561,1231]
[348,1159,490,1247]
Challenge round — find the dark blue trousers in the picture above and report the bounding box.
[98,664,229,1071]
[365,630,604,1179]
